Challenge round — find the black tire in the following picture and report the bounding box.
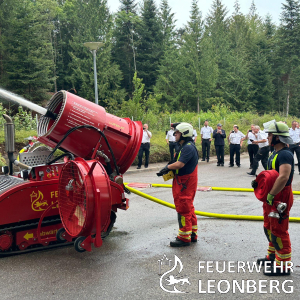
[56,228,66,243]
[101,210,117,239]
[74,236,86,253]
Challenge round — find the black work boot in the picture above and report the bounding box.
[170,239,191,247]
[191,232,197,243]
[257,255,275,266]
[263,265,291,276]
[176,234,197,243]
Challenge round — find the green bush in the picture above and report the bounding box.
[0,153,6,167]
[0,104,37,133]
[114,103,292,134]
[0,103,295,165]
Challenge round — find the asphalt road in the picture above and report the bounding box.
[1,154,300,299]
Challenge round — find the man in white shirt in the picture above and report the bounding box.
[289,120,300,174]
[227,125,245,167]
[247,126,269,175]
[200,120,213,162]
[245,124,259,169]
[137,124,152,169]
[166,126,178,161]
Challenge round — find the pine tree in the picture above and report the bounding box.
[112,0,139,96]
[0,0,17,87]
[136,0,163,91]
[155,0,218,112]
[206,0,231,99]
[159,0,176,52]
[182,0,218,112]
[57,0,125,106]
[154,45,185,110]
[250,50,275,112]
[3,0,57,102]
[225,1,255,110]
[276,0,300,116]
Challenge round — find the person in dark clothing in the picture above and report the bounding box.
[213,123,226,166]
[227,125,245,167]
[166,126,178,161]
[157,122,198,247]
[200,120,213,162]
[247,126,269,176]
[245,124,259,169]
[137,124,152,169]
[289,120,300,174]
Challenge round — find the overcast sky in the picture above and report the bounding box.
[107,0,284,27]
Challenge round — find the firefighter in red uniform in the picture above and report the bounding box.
[157,122,198,247]
[255,122,294,275]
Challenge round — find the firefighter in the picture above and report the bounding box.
[157,122,198,247]
[255,121,294,276]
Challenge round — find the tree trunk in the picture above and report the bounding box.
[0,27,2,80]
[286,74,290,117]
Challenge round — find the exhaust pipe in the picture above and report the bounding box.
[3,114,32,174]
[3,114,15,153]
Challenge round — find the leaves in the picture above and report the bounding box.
[1,0,300,119]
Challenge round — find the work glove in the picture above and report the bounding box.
[266,194,275,206]
[157,165,170,177]
[251,180,258,189]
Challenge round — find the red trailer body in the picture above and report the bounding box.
[0,89,142,256]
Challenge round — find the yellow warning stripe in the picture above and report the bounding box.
[276,251,292,259]
[178,235,191,240]
[178,230,192,235]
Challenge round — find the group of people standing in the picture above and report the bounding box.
[165,120,227,165]
[138,120,300,176]
[164,120,300,177]
[165,121,244,168]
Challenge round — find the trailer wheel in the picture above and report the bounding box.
[56,228,66,243]
[74,236,86,253]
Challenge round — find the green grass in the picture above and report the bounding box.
[0,129,37,143]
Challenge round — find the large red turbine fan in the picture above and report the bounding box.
[57,158,124,252]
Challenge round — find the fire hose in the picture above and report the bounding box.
[124,184,300,222]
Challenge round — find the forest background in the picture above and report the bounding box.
[1,0,300,164]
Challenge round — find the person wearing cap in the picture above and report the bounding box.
[200,120,213,162]
[247,126,269,176]
[288,120,300,174]
[166,126,178,161]
[227,125,245,167]
[256,121,294,276]
[137,124,152,169]
[157,122,198,247]
[213,123,226,166]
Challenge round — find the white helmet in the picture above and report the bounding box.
[173,122,193,137]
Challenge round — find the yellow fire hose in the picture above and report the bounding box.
[124,184,300,223]
[150,183,300,195]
